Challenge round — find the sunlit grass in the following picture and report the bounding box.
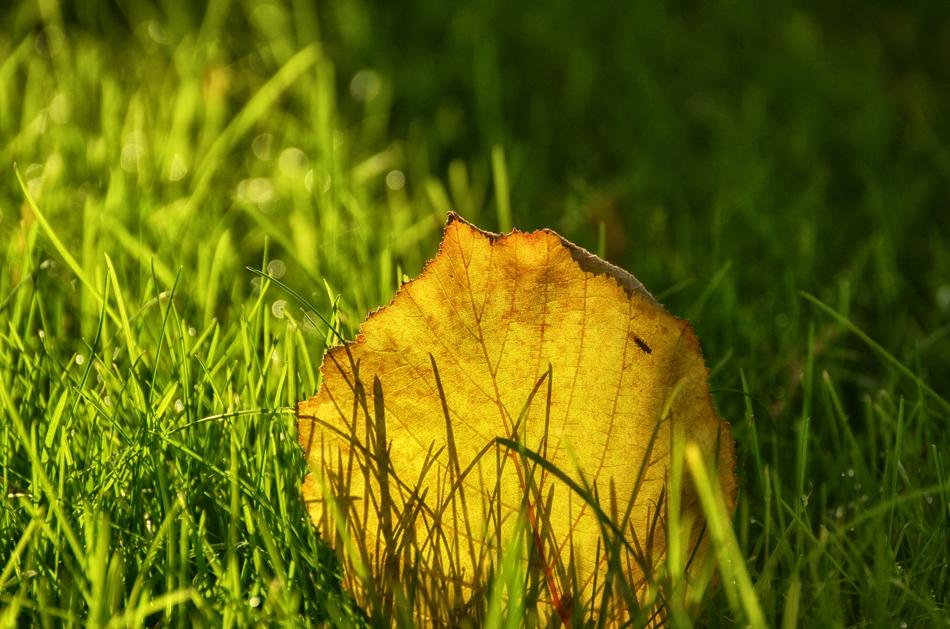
[2,1,949,626]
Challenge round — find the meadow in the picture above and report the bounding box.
[1,1,948,626]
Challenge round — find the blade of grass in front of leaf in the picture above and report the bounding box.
[684,442,766,629]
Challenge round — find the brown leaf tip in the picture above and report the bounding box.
[443,211,658,303]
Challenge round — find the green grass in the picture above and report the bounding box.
[2,0,949,626]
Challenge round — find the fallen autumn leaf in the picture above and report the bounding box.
[298,212,736,624]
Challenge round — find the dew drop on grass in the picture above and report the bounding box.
[25,162,43,180]
[38,330,45,340]
[188,326,196,337]
[279,147,309,178]
[236,178,276,205]
[121,143,144,173]
[75,354,85,366]
[266,259,286,279]
[386,169,406,191]
[925,496,934,504]
[271,300,287,319]
[249,595,262,608]
[174,399,184,413]
[350,68,381,102]
[252,133,273,160]
[847,468,855,477]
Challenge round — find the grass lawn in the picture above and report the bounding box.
[1,1,948,626]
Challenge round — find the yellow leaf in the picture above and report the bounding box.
[298,213,736,624]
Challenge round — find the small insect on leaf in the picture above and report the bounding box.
[297,213,736,625]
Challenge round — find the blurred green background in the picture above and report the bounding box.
[2,0,949,625]
[3,1,947,382]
